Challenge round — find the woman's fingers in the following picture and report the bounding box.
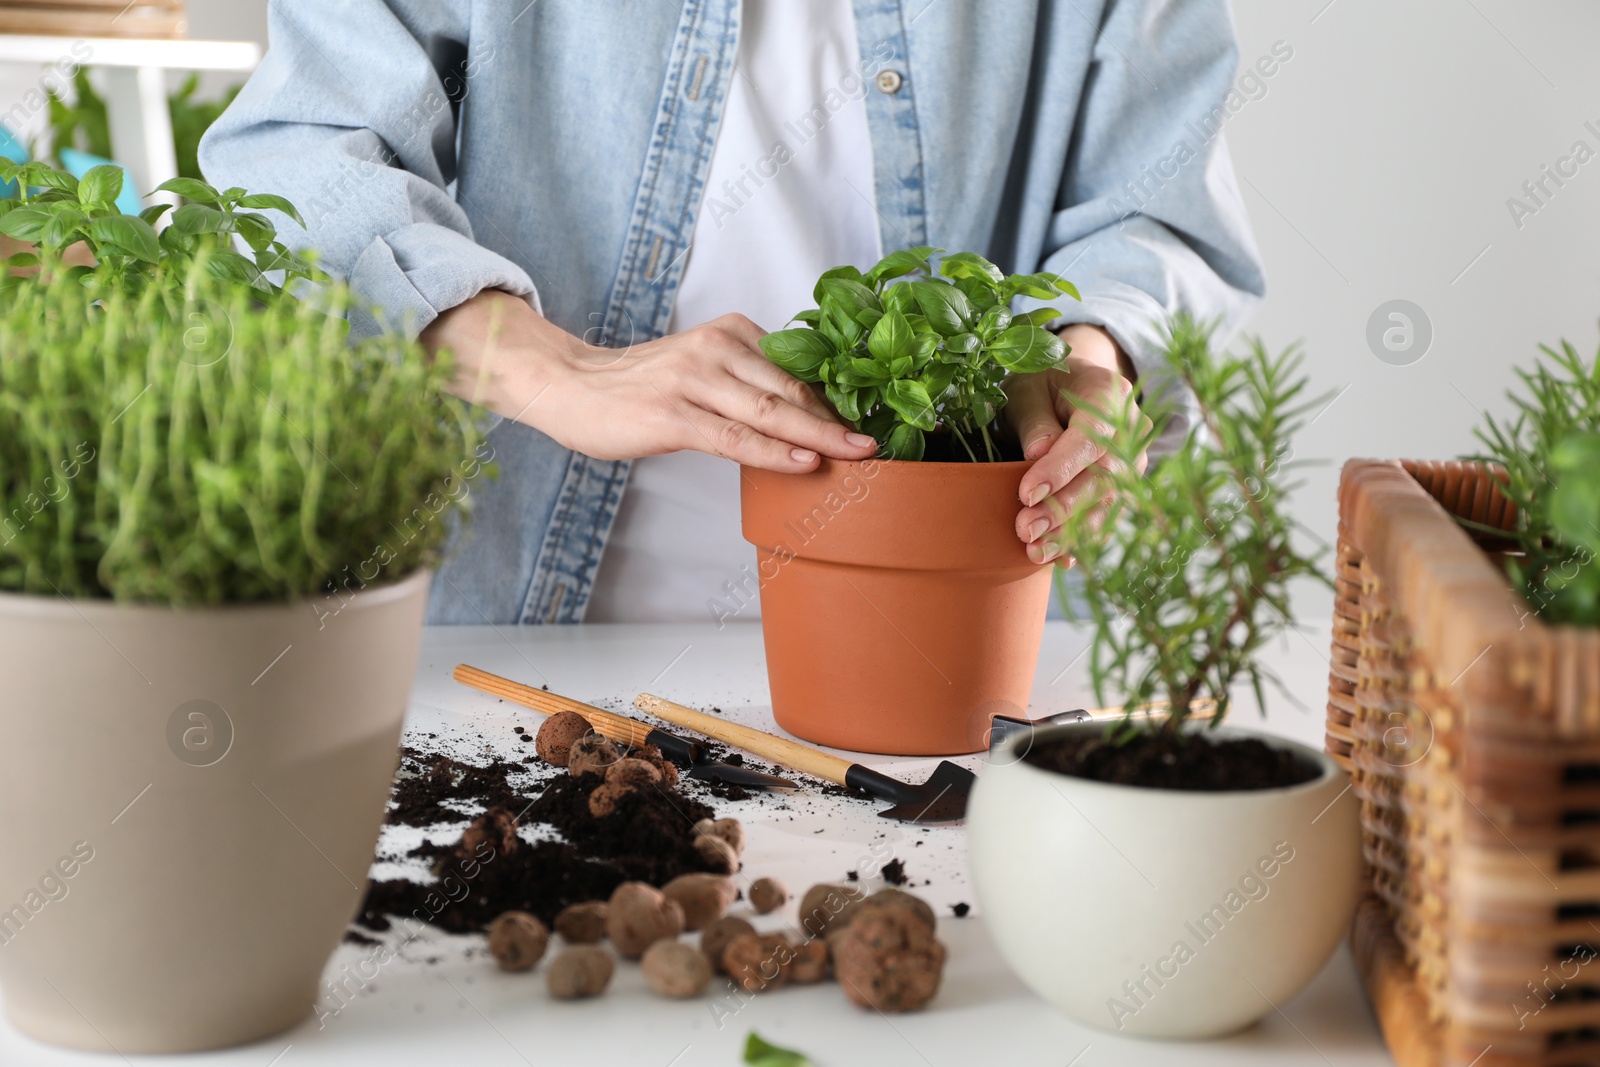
[698,373,878,460]
[1003,371,1066,463]
[1016,461,1119,544]
[671,404,826,473]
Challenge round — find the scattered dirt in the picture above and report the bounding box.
[881,858,908,886]
[951,902,970,918]
[1024,730,1319,791]
[354,747,718,936]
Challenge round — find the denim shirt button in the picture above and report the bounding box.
[875,69,903,94]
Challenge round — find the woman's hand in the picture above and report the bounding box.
[421,290,878,472]
[1005,324,1150,564]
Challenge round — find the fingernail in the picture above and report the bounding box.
[1023,482,1050,507]
[1037,542,1062,564]
[844,432,876,449]
[791,448,817,464]
[1025,518,1050,543]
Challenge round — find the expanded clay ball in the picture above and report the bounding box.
[693,834,739,874]
[693,817,744,855]
[700,916,755,975]
[607,882,685,958]
[661,873,736,931]
[832,907,947,1013]
[641,940,713,999]
[722,931,794,994]
[605,758,662,788]
[748,877,788,915]
[587,781,635,818]
[535,711,593,767]
[567,734,622,778]
[459,806,519,858]
[858,887,937,933]
[798,882,866,938]
[789,936,831,984]
[487,911,549,972]
[546,945,614,1000]
[633,743,680,787]
[554,901,608,944]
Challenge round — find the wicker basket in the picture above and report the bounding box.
[1330,458,1600,1067]
[0,0,186,39]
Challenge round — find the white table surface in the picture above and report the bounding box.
[0,618,1393,1067]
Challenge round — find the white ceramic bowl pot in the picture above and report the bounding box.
[968,722,1361,1039]
[0,570,431,1053]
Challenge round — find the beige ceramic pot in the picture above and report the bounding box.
[0,569,430,1052]
[742,457,1054,756]
[969,722,1361,1038]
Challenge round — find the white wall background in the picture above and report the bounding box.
[2,0,1595,624]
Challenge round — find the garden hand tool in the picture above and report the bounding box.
[453,665,798,792]
[633,693,973,824]
[985,697,1222,756]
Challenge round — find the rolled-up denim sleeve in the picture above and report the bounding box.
[1024,0,1267,439]
[198,0,537,338]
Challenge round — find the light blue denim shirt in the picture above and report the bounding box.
[201,0,1265,625]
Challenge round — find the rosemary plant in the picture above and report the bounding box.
[1056,316,1330,734]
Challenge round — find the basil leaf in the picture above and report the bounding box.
[236,192,305,228]
[867,309,913,365]
[818,276,881,317]
[849,357,889,382]
[88,215,161,263]
[0,207,51,242]
[826,381,863,422]
[811,264,863,304]
[945,332,980,355]
[884,378,938,430]
[863,245,941,286]
[884,423,926,461]
[910,280,972,336]
[157,177,222,204]
[881,282,918,317]
[1014,307,1062,329]
[758,328,834,381]
[744,1032,812,1067]
[173,203,231,235]
[76,164,124,207]
[978,305,1014,337]
[988,324,1066,373]
[939,250,1005,286]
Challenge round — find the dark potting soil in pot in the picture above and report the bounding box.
[1023,730,1319,791]
[354,747,716,935]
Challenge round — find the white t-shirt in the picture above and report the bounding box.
[585,0,883,624]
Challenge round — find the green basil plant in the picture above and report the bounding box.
[758,248,1079,461]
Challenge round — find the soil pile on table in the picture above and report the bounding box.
[1024,730,1318,791]
[355,747,716,935]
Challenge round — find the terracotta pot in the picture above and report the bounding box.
[741,458,1052,755]
[0,570,430,1053]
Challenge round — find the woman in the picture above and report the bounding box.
[200,0,1264,624]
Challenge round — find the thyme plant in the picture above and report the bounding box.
[1056,316,1330,734]
[759,248,1078,460]
[0,162,480,604]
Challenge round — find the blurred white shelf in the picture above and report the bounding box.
[0,35,259,70]
[0,36,262,208]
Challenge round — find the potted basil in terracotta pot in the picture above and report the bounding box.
[748,248,1078,755]
[967,319,1361,1038]
[0,163,480,1053]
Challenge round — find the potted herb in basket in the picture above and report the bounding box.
[0,162,481,1053]
[967,318,1361,1038]
[747,248,1078,755]
[1325,341,1600,1067]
